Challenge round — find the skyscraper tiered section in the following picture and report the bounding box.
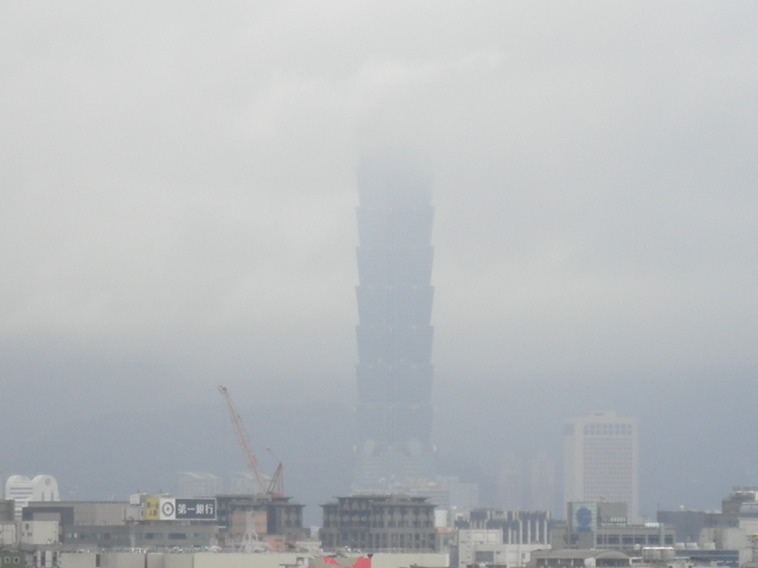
[352,161,436,492]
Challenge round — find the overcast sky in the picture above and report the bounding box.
[2,2,757,518]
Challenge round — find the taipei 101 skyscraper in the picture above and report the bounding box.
[352,156,436,491]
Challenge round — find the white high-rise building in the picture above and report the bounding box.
[563,411,639,522]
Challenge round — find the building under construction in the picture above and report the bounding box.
[215,494,306,551]
[214,386,307,550]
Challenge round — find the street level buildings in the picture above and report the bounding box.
[657,487,758,566]
[527,549,631,568]
[19,493,305,552]
[451,509,552,568]
[553,501,673,551]
[563,412,639,522]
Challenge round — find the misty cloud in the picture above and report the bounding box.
[2,1,757,519]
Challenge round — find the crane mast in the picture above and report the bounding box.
[267,462,284,497]
[217,385,269,495]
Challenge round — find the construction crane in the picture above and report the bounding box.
[217,385,284,497]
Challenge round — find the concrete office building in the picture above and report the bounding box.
[563,412,638,521]
[527,549,631,568]
[23,499,218,551]
[352,157,436,491]
[54,550,450,568]
[452,529,547,568]
[667,487,758,566]
[0,500,16,546]
[214,494,306,549]
[452,509,552,568]
[458,509,551,545]
[554,501,673,551]
[320,494,437,552]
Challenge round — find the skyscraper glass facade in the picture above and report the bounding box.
[352,159,436,491]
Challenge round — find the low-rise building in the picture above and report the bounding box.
[452,528,548,568]
[552,503,673,552]
[527,549,630,568]
[215,494,306,550]
[0,550,26,568]
[22,498,217,550]
[320,494,437,552]
[55,550,449,568]
[20,494,306,552]
[0,501,16,547]
[457,509,552,545]
[656,487,758,567]
[450,509,552,568]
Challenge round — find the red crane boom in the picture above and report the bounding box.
[217,385,269,495]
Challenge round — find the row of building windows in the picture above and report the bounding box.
[322,531,435,551]
[594,534,674,546]
[66,532,208,541]
[322,521,432,529]
[583,424,633,436]
[326,509,433,517]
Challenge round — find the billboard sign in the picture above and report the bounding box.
[160,498,176,520]
[147,498,217,521]
[175,498,217,520]
[145,498,160,521]
[568,501,598,548]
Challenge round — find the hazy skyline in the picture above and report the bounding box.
[2,2,757,522]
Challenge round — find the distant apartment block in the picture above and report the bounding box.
[496,453,559,514]
[563,412,639,521]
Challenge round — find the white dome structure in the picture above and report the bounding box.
[31,475,59,502]
[5,475,32,518]
[4,474,60,518]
